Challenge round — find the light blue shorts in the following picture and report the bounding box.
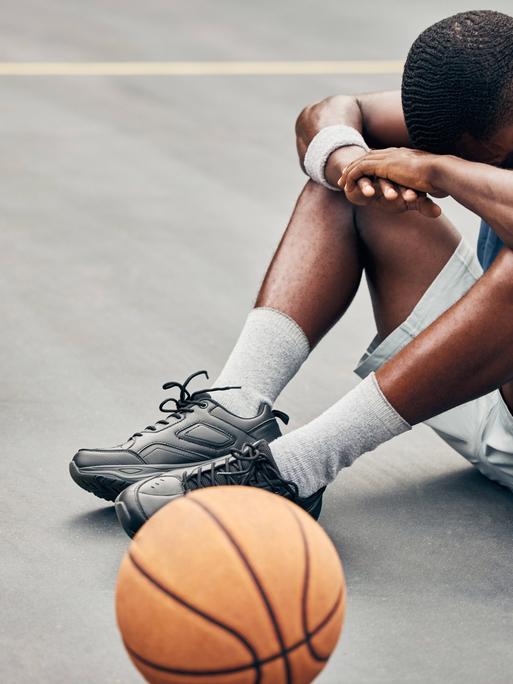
[354,238,513,491]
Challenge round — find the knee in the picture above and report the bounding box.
[493,246,513,268]
[302,178,342,201]
[352,203,375,228]
[351,203,390,243]
[486,246,513,285]
[298,179,354,219]
[352,202,401,232]
[352,202,460,254]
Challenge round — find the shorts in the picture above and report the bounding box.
[354,237,513,492]
[477,219,504,270]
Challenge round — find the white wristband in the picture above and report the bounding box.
[304,124,369,191]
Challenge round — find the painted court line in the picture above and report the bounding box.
[0,60,404,76]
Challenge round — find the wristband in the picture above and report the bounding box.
[304,124,369,191]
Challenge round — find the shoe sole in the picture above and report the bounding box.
[115,488,325,538]
[115,499,147,538]
[69,461,205,502]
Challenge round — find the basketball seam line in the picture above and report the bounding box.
[127,549,261,678]
[123,495,343,677]
[123,585,343,676]
[188,496,293,684]
[291,507,336,662]
[295,507,316,661]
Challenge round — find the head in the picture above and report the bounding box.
[402,10,513,166]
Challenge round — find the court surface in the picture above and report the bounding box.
[2,1,513,682]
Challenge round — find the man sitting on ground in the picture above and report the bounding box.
[70,10,513,535]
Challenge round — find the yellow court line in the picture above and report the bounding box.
[0,60,404,76]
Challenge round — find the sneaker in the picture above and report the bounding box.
[114,440,325,537]
[69,370,288,501]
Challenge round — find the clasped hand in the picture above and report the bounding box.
[338,147,447,218]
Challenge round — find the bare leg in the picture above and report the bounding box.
[217,180,462,418]
[257,181,513,422]
[256,180,460,346]
[256,181,362,347]
[253,181,513,493]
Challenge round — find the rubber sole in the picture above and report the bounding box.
[69,458,214,502]
[69,462,176,502]
[115,499,145,538]
[115,486,325,538]
[69,462,127,501]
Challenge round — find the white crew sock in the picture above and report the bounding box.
[271,373,411,496]
[213,307,310,417]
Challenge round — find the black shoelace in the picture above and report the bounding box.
[131,370,240,438]
[182,442,300,499]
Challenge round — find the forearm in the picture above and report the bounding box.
[432,155,513,248]
[295,95,363,162]
[296,90,410,189]
[295,96,366,186]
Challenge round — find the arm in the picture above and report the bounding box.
[341,147,513,239]
[431,155,513,249]
[296,91,433,212]
[296,90,410,187]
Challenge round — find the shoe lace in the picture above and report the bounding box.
[131,370,241,438]
[182,442,300,499]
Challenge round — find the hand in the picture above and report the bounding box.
[327,147,415,211]
[328,147,437,216]
[339,147,447,218]
[342,174,433,216]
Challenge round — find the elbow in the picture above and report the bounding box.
[296,94,356,136]
[295,94,356,167]
[295,101,318,138]
[295,101,323,167]
[295,97,334,146]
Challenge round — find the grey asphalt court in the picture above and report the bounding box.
[2,1,513,683]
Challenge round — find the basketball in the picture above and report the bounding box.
[115,485,345,683]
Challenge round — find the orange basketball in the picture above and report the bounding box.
[116,486,345,684]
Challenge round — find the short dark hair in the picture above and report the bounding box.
[402,10,513,153]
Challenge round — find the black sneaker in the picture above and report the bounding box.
[114,440,325,537]
[69,371,288,502]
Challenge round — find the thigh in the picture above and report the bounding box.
[354,205,462,339]
[354,237,482,380]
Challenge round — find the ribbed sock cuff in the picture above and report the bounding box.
[365,373,411,435]
[212,307,311,416]
[251,307,311,357]
[271,372,411,496]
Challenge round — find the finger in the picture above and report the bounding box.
[342,152,386,176]
[412,197,442,218]
[344,159,383,191]
[343,185,373,206]
[397,186,429,200]
[340,154,384,186]
[400,187,418,202]
[378,178,398,200]
[357,177,376,197]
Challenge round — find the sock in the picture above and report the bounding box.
[271,373,411,496]
[213,307,310,416]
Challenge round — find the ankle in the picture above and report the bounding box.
[214,386,268,418]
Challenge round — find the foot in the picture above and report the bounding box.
[114,440,325,537]
[69,371,288,501]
